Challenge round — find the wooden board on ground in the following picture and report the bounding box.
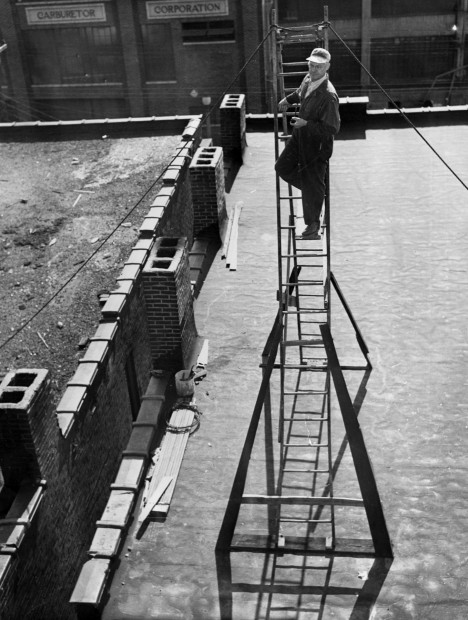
[220,206,236,259]
[145,407,195,517]
[226,202,243,270]
[196,339,209,368]
[136,476,173,530]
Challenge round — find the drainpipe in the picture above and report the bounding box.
[360,0,372,92]
[455,0,467,80]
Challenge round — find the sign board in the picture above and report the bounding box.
[146,0,228,19]
[25,4,107,25]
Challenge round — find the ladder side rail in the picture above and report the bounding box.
[330,271,372,367]
[272,20,283,309]
[278,265,301,448]
[319,324,393,558]
[216,312,283,552]
[322,6,336,547]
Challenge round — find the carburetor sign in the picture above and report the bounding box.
[25,4,106,24]
[146,0,228,19]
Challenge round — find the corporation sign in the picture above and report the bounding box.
[146,0,229,19]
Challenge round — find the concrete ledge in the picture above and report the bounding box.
[70,558,111,605]
[89,527,122,559]
[97,490,135,529]
[111,456,146,491]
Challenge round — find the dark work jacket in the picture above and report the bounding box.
[285,75,340,161]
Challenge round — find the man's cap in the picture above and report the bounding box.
[306,48,331,64]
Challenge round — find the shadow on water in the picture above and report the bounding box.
[215,367,393,619]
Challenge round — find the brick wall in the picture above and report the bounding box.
[220,94,247,161]
[0,117,217,619]
[142,237,197,369]
[189,146,227,237]
[0,274,153,619]
[0,369,51,488]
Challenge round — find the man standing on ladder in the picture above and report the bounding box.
[275,48,340,240]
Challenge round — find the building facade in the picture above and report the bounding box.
[0,0,467,121]
[278,0,468,108]
[0,0,268,121]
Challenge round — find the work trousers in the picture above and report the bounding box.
[275,132,328,226]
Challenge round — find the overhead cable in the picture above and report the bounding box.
[327,22,468,192]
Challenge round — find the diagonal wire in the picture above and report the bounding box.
[327,21,468,192]
[0,142,189,352]
[0,26,278,352]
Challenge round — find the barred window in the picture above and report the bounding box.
[140,23,176,82]
[182,20,235,43]
[23,26,124,85]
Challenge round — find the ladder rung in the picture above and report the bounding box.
[282,364,327,370]
[278,71,308,77]
[275,564,329,570]
[281,61,308,66]
[284,390,327,395]
[279,518,333,523]
[269,612,322,618]
[283,418,327,422]
[263,363,326,371]
[281,253,325,259]
[281,281,324,286]
[283,309,325,314]
[279,195,302,200]
[283,443,329,448]
[286,410,324,414]
[282,468,330,473]
[283,339,322,346]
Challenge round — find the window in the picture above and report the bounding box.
[22,26,124,85]
[182,20,235,43]
[140,23,176,82]
[371,36,456,84]
[125,352,140,421]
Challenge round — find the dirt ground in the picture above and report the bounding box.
[0,133,181,404]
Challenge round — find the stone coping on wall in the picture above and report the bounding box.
[70,371,170,607]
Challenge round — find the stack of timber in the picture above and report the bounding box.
[221,201,243,271]
[137,406,195,526]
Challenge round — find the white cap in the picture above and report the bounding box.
[306,48,331,64]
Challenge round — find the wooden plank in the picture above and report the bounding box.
[226,203,243,270]
[196,339,209,367]
[220,206,236,258]
[241,494,364,507]
[143,407,195,517]
[154,409,194,511]
[137,476,173,527]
